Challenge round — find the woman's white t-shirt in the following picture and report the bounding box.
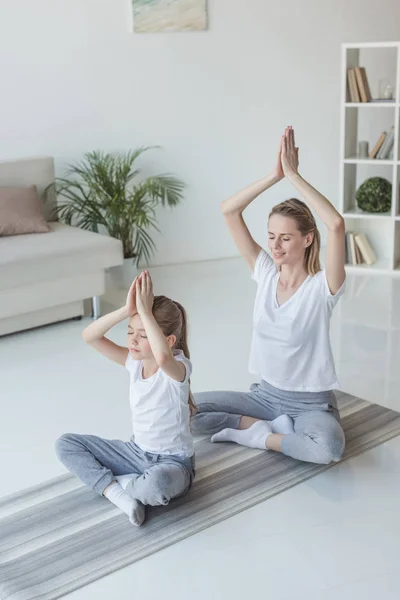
[249,249,345,392]
[125,350,194,457]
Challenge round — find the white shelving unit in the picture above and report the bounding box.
[339,41,400,275]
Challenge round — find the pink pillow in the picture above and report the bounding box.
[0,185,50,236]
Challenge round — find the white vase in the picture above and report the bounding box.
[106,258,138,291]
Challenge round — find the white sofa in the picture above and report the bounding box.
[0,156,123,336]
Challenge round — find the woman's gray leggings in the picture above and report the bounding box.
[192,380,345,465]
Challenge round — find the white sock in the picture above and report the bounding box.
[103,482,145,526]
[270,414,295,435]
[211,420,273,450]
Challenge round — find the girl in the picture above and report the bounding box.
[56,270,195,526]
[192,126,346,465]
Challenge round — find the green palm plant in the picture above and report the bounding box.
[46,148,185,265]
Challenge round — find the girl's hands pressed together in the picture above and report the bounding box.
[281,126,299,178]
[136,270,154,317]
[125,276,138,317]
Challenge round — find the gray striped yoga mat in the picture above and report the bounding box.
[1,392,400,600]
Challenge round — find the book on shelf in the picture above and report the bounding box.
[346,66,372,102]
[369,131,386,158]
[376,126,394,159]
[354,67,371,102]
[345,232,352,264]
[354,240,363,264]
[346,231,374,266]
[353,233,376,266]
[360,67,372,101]
[347,69,360,102]
[346,232,358,265]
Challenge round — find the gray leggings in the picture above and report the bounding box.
[192,380,345,465]
[55,434,195,506]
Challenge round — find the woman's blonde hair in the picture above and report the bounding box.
[152,295,197,415]
[269,198,321,275]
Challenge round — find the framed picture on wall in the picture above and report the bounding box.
[132,0,208,33]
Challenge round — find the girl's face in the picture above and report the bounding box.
[127,313,177,361]
[268,214,311,268]
[127,314,153,361]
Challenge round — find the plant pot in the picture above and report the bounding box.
[106,258,138,290]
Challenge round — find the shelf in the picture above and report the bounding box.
[344,158,394,165]
[345,259,393,275]
[341,42,400,277]
[343,42,399,49]
[343,210,392,219]
[345,102,397,108]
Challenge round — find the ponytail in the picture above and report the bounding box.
[151,295,197,416]
[173,301,198,416]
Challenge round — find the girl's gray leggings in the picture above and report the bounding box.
[192,380,345,465]
[55,434,195,506]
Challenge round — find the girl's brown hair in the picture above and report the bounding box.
[152,295,197,415]
[269,198,321,275]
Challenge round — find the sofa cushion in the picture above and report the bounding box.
[0,222,123,290]
[0,186,50,236]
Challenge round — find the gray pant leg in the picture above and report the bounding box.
[127,462,191,506]
[55,434,145,495]
[281,411,346,464]
[192,386,279,435]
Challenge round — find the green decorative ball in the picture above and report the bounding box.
[356,177,392,213]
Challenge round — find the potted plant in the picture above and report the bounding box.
[46,148,185,286]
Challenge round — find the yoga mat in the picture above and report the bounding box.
[1,392,400,600]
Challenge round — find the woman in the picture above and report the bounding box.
[192,126,346,464]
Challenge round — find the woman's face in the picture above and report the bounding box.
[268,214,311,268]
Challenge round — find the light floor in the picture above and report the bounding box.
[1,258,400,599]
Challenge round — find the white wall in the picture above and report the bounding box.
[1,0,400,265]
